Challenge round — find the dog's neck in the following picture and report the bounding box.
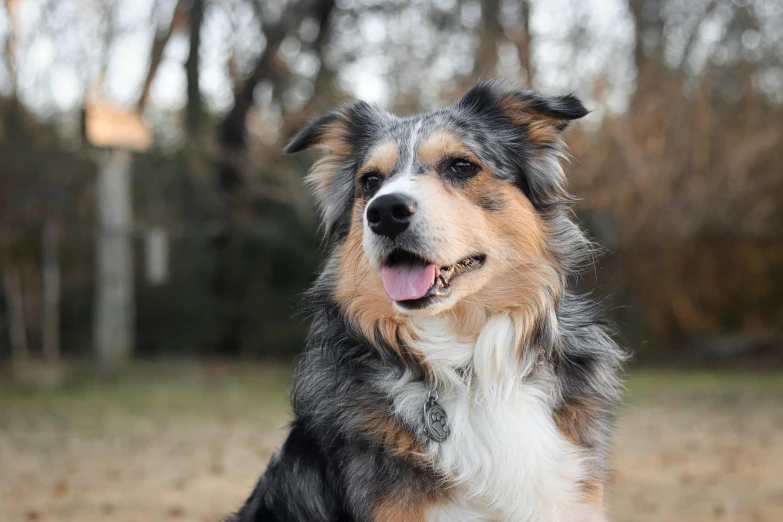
[403,313,587,521]
[411,311,553,402]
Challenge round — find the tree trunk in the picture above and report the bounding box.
[186,0,205,133]
[629,0,665,99]
[42,220,60,362]
[519,0,533,86]
[475,0,501,78]
[3,264,27,365]
[3,0,20,100]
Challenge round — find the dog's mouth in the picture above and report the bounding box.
[380,250,486,309]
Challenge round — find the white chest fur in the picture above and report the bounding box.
[403,315,590,522]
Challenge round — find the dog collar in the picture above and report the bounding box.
[423,388,450,442]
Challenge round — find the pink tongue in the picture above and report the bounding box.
[381,262,438,302]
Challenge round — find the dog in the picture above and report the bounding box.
[228,79,625,522]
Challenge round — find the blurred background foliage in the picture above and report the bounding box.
[0,0,781,367]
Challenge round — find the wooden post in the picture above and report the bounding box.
[3,265,27,366]
[94,148,134,373]
[42,220,60,363]
[84,99,149,374]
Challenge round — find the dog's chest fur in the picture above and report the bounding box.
[389,315,589,521]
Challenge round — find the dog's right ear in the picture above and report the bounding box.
[282,100,377,155]
[284,100,387,238]
[283,111,344,154]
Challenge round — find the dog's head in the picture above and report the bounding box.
[286,80,588,349]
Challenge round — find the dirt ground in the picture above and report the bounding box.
[1,365,782,522]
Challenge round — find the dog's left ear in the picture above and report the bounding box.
[457,79,588,146]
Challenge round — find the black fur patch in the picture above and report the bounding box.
[226,421,344,522]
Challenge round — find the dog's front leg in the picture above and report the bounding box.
[227,421,343,522]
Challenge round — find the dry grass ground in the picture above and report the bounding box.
[1,364,782,522]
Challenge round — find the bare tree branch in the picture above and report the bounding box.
[137,0,187,112]
[217,0,336,195]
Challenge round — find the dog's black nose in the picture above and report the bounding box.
[366,194,416,239]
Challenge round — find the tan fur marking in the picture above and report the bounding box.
[333,204,421,363]
[446,183,560,347]
[360,413,427,460]
[374,496,431,522]
[499,95,563,147]
[418,131,482,167]
[556,399,609,513]
[554,397,601,446]
[583,482,604,505]
[581,482,606,515]
[360,140,400,176]
[319,117,354,156]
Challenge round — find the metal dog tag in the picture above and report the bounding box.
[423,392,449,443]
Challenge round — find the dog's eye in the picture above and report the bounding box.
[449,159,477,176]
[362,172,382,193]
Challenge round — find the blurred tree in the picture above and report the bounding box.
[475,0,502,77]
[0,0,781,364]
[138,1,188,112]
[185,0,205,134]
[569,0,783,352]
[210,0,336,355]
